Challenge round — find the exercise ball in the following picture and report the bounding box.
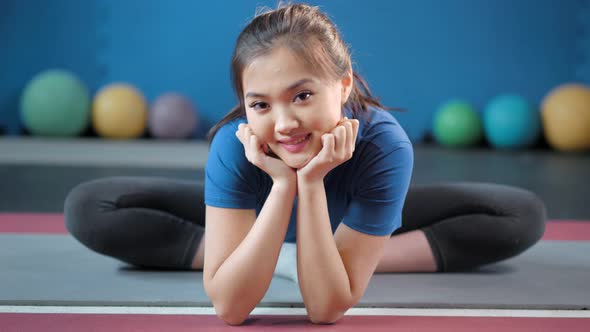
[483,94,541,149]
[541,84,590,152]
[149,93,198,139]
[433,100,483,147]
[20,69,90,137]
[92,83,148,139]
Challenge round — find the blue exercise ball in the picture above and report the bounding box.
[483,94,541,149]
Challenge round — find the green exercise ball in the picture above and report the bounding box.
[20,69,90,137]
[433,99,483,147]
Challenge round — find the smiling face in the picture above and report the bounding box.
[242,47,352,169]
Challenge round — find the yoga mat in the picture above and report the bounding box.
[1,233,588,309]
[1,313,587,332]
[1,212,589,240]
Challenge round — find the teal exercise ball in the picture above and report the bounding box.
[433,100,483,147]
[20,69,90,137]
[483,94,541,149]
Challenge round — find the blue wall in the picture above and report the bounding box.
[1,0,589,140]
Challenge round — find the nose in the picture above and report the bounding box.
[275,109,300,135]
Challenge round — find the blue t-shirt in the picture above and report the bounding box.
[204,107,413,243]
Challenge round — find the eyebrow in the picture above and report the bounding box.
[245,78,314,99]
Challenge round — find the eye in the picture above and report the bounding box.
[294,91,313,103]
[249,101,269,111]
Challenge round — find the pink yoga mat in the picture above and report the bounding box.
[0,213,588,240]
[1,313,588,332]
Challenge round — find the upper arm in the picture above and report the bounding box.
[343,141,413,236]
[203,121,260,298]
[202,206,256,298]
[205,119,259,209]
[334,223,389,305]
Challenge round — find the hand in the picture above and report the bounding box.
[235,123,296,185]
[297,117,359,183]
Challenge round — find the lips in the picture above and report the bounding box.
[278,133,311,153]
[278,133,310,145]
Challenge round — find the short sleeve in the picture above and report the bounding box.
[342,141,413,236]
[204,120,259,209]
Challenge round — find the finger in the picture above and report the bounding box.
[245,126,256,146]
[242,126,256,159]
[235,130,242,143]
[235,124,244,142]
[244,124,252,136]
[351,119,360,146]
[236,123,249,144]
[333,125,346,155]
[250,134,265,164]
[249,133,259,151]
[343,120,354,156]
[242,125,251,147]
[321,133,335,157]
[246,127,260,147]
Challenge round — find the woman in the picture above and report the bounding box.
[64,3,546,325]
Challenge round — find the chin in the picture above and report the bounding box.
[283,155,312,169]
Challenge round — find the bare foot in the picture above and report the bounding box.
[191,237,205,270]
[375,230,438,273]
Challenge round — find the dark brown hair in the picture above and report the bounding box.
[208,2,393,141]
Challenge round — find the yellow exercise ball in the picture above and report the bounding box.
[541,83,590,152]
[92,83,148,139]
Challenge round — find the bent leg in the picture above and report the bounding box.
[378,182,546,272]
[64,176,205,269]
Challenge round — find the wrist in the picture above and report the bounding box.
[297,174,324,190]
[272,176,297,193]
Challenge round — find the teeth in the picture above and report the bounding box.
[285,135,308,145]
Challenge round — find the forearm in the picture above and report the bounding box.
[296,180,352,318]
[209,181,296,319]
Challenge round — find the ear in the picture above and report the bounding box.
[340,68,353,105]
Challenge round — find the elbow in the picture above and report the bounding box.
[216,305,249,326]
[306,297,351,324]
[308,309,346,325]
[206,287,252,326]
[210,298,252,326]
[204,277,261,325]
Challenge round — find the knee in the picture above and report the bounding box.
[63,180,110,250]
[509,189,547,253]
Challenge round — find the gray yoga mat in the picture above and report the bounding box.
[1,234,588,309]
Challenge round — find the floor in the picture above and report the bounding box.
[1,137,588,218]
[1,137,589,330]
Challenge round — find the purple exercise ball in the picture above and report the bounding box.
[149,93,198,139]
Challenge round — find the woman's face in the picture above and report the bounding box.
[242,47,352,169]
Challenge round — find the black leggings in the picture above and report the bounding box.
[63,177,546,272]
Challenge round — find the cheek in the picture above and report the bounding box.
[311,108,341,133]
[245,115,270,138]
[317,94,343,128]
